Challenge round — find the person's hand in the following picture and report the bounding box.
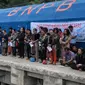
[77,64,82,68]
[73,60,76,64]
[24,40,26,43]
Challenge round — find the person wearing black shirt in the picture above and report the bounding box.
[32,28,40,41]
[18,27,25,58]
[70,48,85,71]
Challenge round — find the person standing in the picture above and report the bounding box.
[0,27,3,55]
[11,29,17,56]
[39,27,48,64]
[68,25,77,49]
[24,29,31,60]
[18,27,25,58]
[2,30,8,56]
[49,28,61,65]
[60,29,71,57]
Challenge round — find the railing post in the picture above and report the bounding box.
[1,83,5,85]
[43,76,62,85]
[11,67,24,85]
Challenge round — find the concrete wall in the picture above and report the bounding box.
[0,56,85,85]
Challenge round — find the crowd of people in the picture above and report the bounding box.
[0,25,85,71]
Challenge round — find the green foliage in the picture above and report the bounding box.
[0,0,61,8]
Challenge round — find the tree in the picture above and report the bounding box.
[0,0,61,8]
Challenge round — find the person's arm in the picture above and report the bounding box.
[71,32,77,39]
[72,35,77,39]
[66,57,73,64]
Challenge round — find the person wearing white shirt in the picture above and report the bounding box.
[68,25,77,49]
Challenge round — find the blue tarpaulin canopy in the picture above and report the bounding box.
[0,0,85,30]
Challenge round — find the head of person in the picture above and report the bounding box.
[72,46,77,52]
[78,48,83,55]
[20,27,25,33]
[49,29,53,35]
[12,29,15,34]
[14,29,16,32]
[39,26,43,33]
[53,28,59,34]
[33,28,37,34]
[17,30,20,34]
[58,29,62,33]
[68,25,73,32]
[64,29,70,36]
[41,27,48,36]
[9,27,13,32]
[3,30,6,34]
[65,47,70,54]
[26,29,31,35]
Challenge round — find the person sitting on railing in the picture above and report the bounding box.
[70,48,85,71]
[60,47,75,66]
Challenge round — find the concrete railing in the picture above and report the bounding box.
[0,56,84,85]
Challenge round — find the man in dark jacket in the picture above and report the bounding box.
[17,27,25,58]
